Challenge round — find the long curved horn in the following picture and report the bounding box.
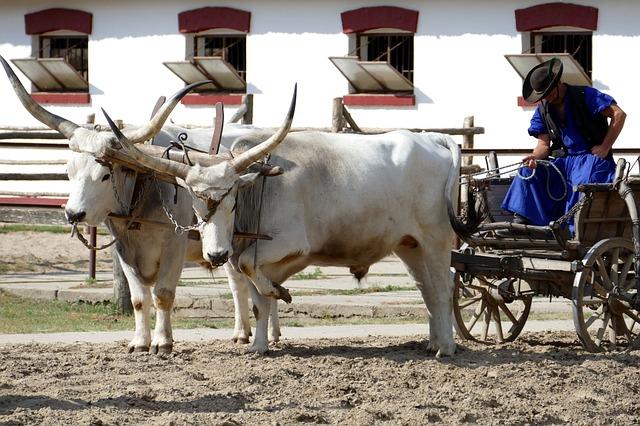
[123,80,212,143]
[102,108,191,180]
[229,84,297,171]
[0,55,79,139]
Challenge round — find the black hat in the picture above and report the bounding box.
[522,57,563,104]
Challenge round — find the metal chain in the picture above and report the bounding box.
[154,177,205,235]
[555,190,593,227]
[72,220,131,251]
[111,170,152,212]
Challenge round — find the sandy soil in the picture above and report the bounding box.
[1,230,639,424]
[0,229,113,274]
[0,333,639,425]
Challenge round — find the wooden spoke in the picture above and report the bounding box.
[453,272,532,344]
[572,238,640,352]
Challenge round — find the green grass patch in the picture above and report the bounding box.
[291,267,324,280]
[291,284,416,297]
[0,288,428,335]
[0,223,109,235]
[177,280,216,287]
[0,289,232,334]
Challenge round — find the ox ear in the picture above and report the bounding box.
[238,172,262,189]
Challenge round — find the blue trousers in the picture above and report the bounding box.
[501,154,615,230]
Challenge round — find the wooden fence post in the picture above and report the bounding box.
[331,98,344,133]
[241,94,253,125]
[462,116,474,167]
[456,116,476,250]
[112,248,133,315]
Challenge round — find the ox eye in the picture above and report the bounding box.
[101,173,110,182]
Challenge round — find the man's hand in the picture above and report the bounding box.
[522,155,537,170]
[591,145,610,159]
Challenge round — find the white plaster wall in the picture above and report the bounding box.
[0,0,637,162]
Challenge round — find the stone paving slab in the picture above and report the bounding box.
[0,256,574,321]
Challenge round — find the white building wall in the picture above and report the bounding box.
[0,0,637,160]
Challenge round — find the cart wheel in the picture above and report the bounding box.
[573,238,640,352]
[453,271,532,343]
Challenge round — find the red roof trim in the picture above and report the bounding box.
[178,7,251,34]
[0,197,67,207]
[515,3,598,31]
[181,93,244,106]
[343,94,415,107]
[341,6,419,34]
[31,93,91,105]
[25,8,93,35]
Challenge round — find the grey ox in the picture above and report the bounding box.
[0,55,280,354]
[105,85,485,357]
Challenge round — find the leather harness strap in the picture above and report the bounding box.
[127,95,168,219]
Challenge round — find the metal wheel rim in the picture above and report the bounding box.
[572,238,640,352]
[453,271,532,344]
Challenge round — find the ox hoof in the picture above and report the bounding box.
[269,333,281,343]
[128,345,150,354]
[232,336,251,345]
[275,285,292,304]
[151,344,173,355]
[246,346,269,355]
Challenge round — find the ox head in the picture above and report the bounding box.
[103,85,297,267]
[0,55,209,226]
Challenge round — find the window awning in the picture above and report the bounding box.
[504,53,591,87]
[11,58,88,91]
[329,56,413,92]
[163,57,245,91]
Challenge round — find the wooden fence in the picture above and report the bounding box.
[5,102,637,312]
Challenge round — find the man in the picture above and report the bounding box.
[501,57,626,232]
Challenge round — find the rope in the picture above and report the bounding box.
[515,159,567,202]
[460,161,524,182]
[463,159,567,202]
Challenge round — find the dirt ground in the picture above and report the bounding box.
[0,229,113,274]
[1,231,640,425]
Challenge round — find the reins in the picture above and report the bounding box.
[462,159,568,202]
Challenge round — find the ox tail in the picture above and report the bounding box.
[434,134,487,241]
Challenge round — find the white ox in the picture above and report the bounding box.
[0,55,279,354]
[106,86,485,357]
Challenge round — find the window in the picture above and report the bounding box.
[506,3,598,104]
[197,35,246,81]
[12,8,92,103]
[330,6,418,106]
[43,36,89,80]
[164,7,250,102]
[533,32,592,79]
[356,33,413,88]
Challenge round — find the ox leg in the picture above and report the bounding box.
[116,255,153,353]
[236,246,297,304]
[247,283,271,354]
[224,263,252,344]
[150,260,183,355]
[126,279,153,353]
[269,298,281,342]
[151,288,175,355]
[394,243,456,358]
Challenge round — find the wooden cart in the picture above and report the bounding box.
[451,158,640,352]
